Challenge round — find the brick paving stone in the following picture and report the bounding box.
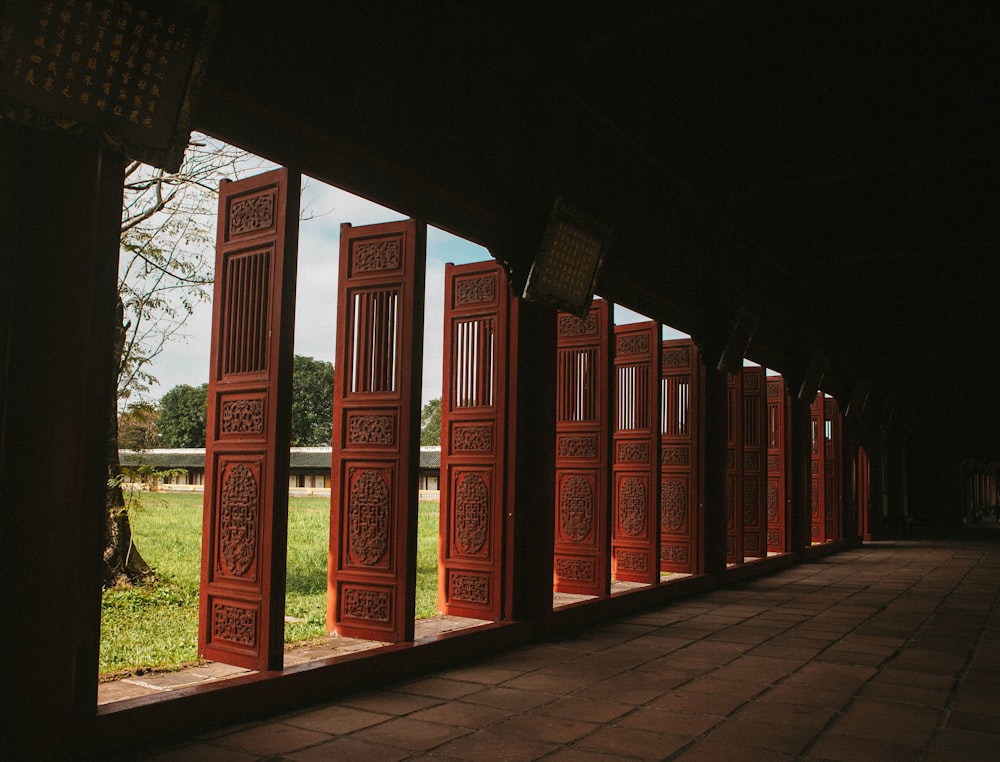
[615,707,721,736]
[860,677,952,708]
[349,716,472,752]
[574,669,681,705]
[947,709,1000,735]
[734,699,838,730]
[343,690,444,715]
[408,700,514,728]
[460,685,559,712]
[825,697,941,748]
[395,676,487,699]
[536,696,635,724]
[646,687,747,717]
[927,728,1000,761]
[703,716,818,755]
[136,742,262,762]
[433,729,559,761]
[673,739,795,761]
[805,732,924,762]
[543,748,630,762]
[491,712,599,744]
[437,663,527,684]
[573,725,689,760]
[211,722,333,756]
[282,736,410,762]
[282,704,390,734]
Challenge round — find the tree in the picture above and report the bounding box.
[118,401,160,451]
[420,397,442,446]
[104,137,263,588]
[158,383,209,448]
[291,355,334,446]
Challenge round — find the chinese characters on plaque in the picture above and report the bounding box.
[1,0,218,170]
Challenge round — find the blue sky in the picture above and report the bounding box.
[146,159,690,406]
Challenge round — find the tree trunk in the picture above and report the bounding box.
[102,296,154,588]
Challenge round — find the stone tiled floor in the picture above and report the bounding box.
[122,535,1000,760]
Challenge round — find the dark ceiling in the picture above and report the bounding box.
[195,1,1000,460]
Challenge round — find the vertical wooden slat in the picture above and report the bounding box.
[199,167,300,671]
[766,375,790,553]
[742,367,766,559]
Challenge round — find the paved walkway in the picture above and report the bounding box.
[124,532,1000,761]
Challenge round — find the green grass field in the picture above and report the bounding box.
[100,492,440,676]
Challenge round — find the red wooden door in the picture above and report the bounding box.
[824,396,843,541]
[766,375,790,553]
[553,299,612,595]
[199,167,300,671]
[810,394,824,542]
[726,372,743,564]
[612,321,661,584]
[327,220,426,642]
[741,367,766,559]
[659,339,702,574]
[438,260,512,619]
[857,445,871,541]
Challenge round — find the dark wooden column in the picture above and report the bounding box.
[507,299,556,626]
[701,361,729,577]
[0,123,124,758]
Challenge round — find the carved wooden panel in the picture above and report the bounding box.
[438,261,512,619]
[612,321,661,583]
[554,299,612,595]
[659,338,702,574]
[329,220,426,642]
[200,167,300,671]
[766,375,790,553]
[726,372,743,564]
[810,394,824,542]
[824,396,843,541]
[741,366,766,559]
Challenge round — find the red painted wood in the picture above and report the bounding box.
[659,339,703,574]
[810,394,824,542]
[857,445,872,541]
[741,367,766,559]
[438,260,512,619]
[327,219,426,641]
[199,167,301,671]
[553,299,612,595]
[766,375,790,553]
[824,396,843,541]
[611,321,661,584]
[726,372,743,564]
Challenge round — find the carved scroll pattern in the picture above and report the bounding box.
[661,544,689,563]
[212,602,256,646]
[342,588,391,621]
[558,435,597,458]
[455,276,495,305]
[221,398,264,435]
[556,558,595,581]
[348,470,390,566]
[743,479,759,523]
[618,477,647,537]
[229,192,274,236]
[767,482,779,521]
[450,572,489,604]
[559,311,598,337]
[353,239,401,272]
[453,425,492,452]
[219,463,259,577]
[617,442,649,463]
[744,452,760,471]
[661,478,686,532]
[662,446,689,465]
[616,549,647,571]
[662,347,690,368]
[617,333,650,355]
[348,414,395,445]
[559,475,594,543]
[455,473,489,555]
